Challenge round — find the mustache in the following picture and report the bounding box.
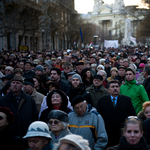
[113,90,118,92]
[11,86,19,90]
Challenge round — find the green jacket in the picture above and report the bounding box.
[120,79,149,114]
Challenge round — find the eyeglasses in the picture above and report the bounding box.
[0,116,4,120]
[64,67,70,69]
[49,120,60,125]
[74,104,85,111]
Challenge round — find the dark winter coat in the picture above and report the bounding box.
[143,77,150,100]
[58,79,69,94]
[143,118,150,145]
[107,136,150,150]
[97,95,136,148]
[0,90,39,137]
[66,83,94,107]
[23,69,36,78]
[0,126,25,150]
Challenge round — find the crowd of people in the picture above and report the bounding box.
[0,46,150,150]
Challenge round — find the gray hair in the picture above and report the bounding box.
[62,121,69,129]
[97,70,107,78]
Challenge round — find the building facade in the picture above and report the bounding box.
[0,0,76,51]
[82,0,140,46]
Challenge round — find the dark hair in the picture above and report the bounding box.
[144,66,150,75]
[50,67,61,75]
[14,68,23,76]
[33,76,45,89]
[107,80,120,89]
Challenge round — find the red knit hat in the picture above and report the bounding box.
[0,107,14,125]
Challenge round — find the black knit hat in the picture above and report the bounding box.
[93,75,103,81]
[48,110,69,123]
[71,95,85,107]
[24,78,34,87]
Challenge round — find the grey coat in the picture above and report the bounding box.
[86,84,109,107]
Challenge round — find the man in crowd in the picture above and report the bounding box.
[97,70,108,88]
[35,65,47,87]
[66,73,94,106]
[120,67,149,114]
[97,80,136,148]
[61,61,73,83]
[69,95,108,150]
[75,61,84,75]
[114,66,126,85]
[0,75,38,137]
[143,65,150,99]
[23,61,36,78]
[50,67,69,93]
[86,74,109,107]
[23,77,45,112]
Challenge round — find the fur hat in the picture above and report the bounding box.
[71,73,83,83]
[48,110,69,123]
[24,78,34,87]
[35,65,44,73]
[71,95,85,107]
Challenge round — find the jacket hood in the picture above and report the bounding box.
[46,89,68,110]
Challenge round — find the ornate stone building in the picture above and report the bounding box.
[82,0,140,45]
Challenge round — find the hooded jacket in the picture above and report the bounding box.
[68,104,108,150]
[40,89,71,123]
[120,79,149,114]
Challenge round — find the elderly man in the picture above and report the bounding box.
[0,75,38,137]
[68,95,108,150]
[86,75,109,107]
[23,61,36,78]
[97,80,136,148]
[97,70,108,88]
[120,67,149,114]
[66,73,94,107]
[23,77,45,112]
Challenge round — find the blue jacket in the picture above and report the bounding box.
[68,104,108,150]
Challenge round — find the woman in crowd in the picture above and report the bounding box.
[39,89,71,123]
[0,106,25,150]
[48,110,71,144]
[81,68,93,88]
[33,76,47,96]
[138,101,150,122]
[107,116,150,150]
